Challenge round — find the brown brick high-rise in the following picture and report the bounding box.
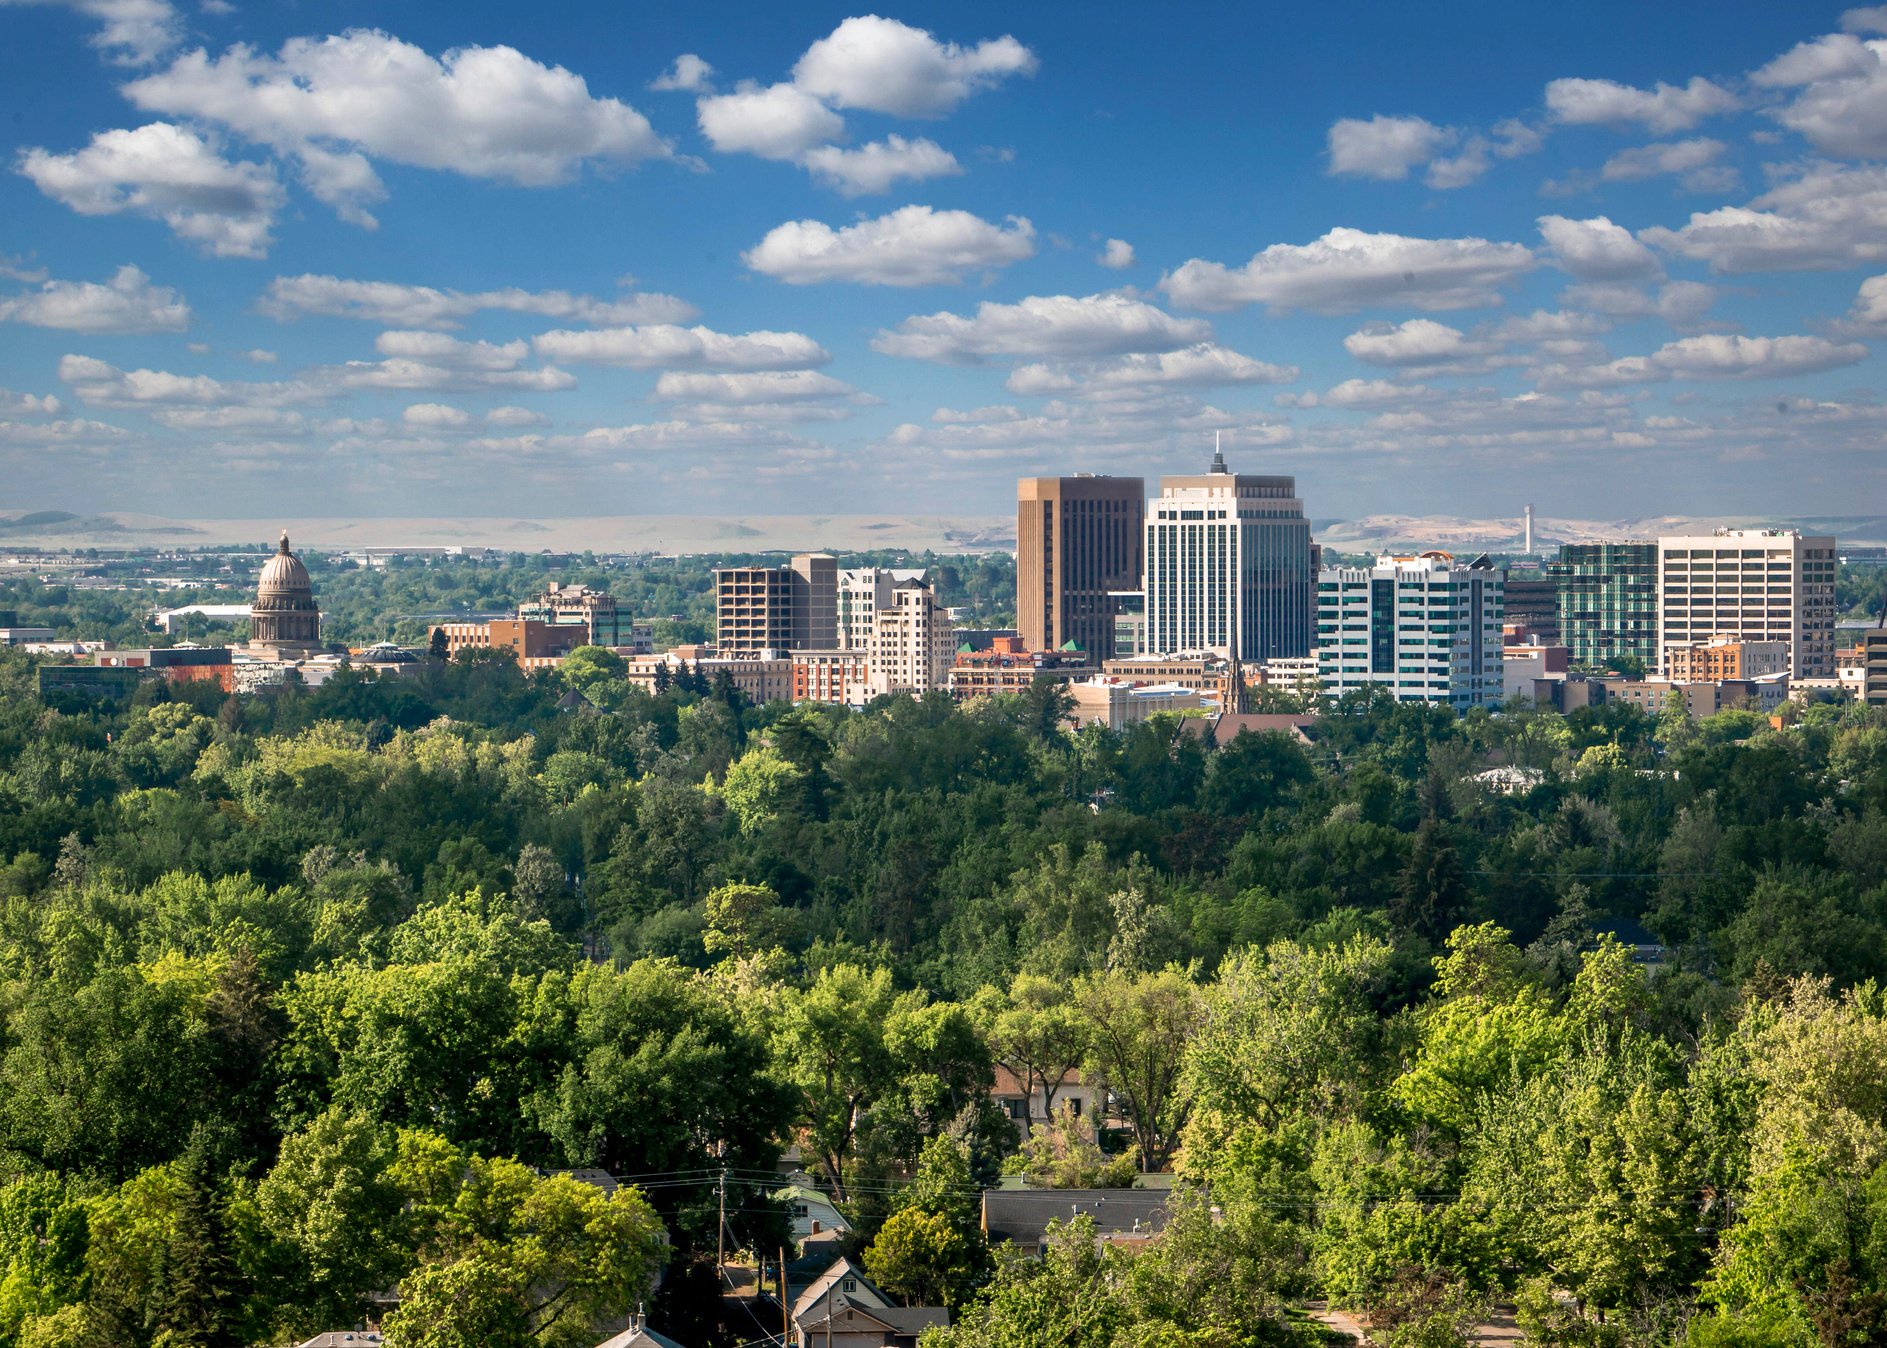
[1016,475,1144,661]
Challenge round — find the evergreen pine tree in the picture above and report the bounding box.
[152,1131,249,1348]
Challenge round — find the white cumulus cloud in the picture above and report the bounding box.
[1640,162,1887,271]
[791,15,1036,117]
[122,30,669,226]
[694,16,1035,193]
[1326,115,1456,180]
[1537,332,1867,387]
[1544,75,1740,133]
[1652,332,1867,379]
[532,324,830,371]
[743,206,1034,286]
[873,292,1213,364]
[1839,273,1887,333]
[58,352,318,406]
[1099,239,1136,270]
[0,390,64,416]
[1750,31,1887,159]
[650,53,714,93]
[1538,214,1663,280]
[651,370,860,404]
[374,330,532,371]
[1343,318,1495,367]
[402,402,475,429]
[0,264,189,332]
[798,136,961,196]
[485,405,549,428]
[0,0,180,65]
[1562,280,1720,326]
[1161,227,1535,313]
[1753,32,1879,87]
[1006,344,1297,396]
[1599,139,1737,192]
[697,82,845,160]
[18,122,284,257]
[334,361,574,393]
[259,274,697,328]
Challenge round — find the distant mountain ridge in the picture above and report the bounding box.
[1315,514,1887,554]
[2,510,1883,555]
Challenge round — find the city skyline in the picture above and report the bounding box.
[2,1,1886,521]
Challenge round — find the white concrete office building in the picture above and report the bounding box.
[1318,553,1505,709]
[1656,529,1837,678]
[869,580,955,696]
[837,567,926,651]
[1142,449,1314,661]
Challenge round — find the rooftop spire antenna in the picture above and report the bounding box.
[1210,431,1228,475]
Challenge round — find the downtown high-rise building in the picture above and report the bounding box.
[1317,553,1504,709]
[837,566,926,651]
[1016,474,1145,660]
[713,553,837,656]
[1550,542,1659,670]
[1656,529,1837,678]
[1142,450,1314,661]
[869,579,956,695]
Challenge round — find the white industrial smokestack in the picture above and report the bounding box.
[1524,503,1534,556]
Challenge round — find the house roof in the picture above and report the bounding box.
[791,1255,888,1319]
[991,1064,1085,1096]
[557,1167,619,1194]
[1178,713,1320,746]
[982,1188,1170,1247]
[592,1325,686,1348]
[797,1304,951,1337]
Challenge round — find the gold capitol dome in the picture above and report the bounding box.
[248,530,323,655]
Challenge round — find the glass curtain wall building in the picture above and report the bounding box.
[1549,542,1658,670]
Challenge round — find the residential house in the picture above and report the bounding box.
[793,1303,950,1347]
[593,1316,687,1348]
[791,1256,892,1336]
[989,1064,1093,1131]
[773,1171,853,1248]
[981,1188,1170,1258]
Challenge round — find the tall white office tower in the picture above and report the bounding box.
[1656,528,1837,677]
[1141,444,1314,660]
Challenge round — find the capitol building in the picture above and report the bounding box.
[245,531,325,661]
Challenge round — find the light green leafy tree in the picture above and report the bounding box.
[383,1151,666,1348]
[865,1208,980,1308]
[717,745,806,835]
[256,1109,407,1335]
[1392,924,1563,1136]
[1074,968,1201,1174]
[772,963,905,1198]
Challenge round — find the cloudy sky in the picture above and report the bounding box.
[2,0,1885,523]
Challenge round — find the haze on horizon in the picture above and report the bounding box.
[1,0,1884,525]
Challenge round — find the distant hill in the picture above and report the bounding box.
[1316,514,1887,554]
[1,509,1882,556]
[0,511,1016,554]
[0,511,81,530]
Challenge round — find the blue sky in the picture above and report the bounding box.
[2,0,1885,525]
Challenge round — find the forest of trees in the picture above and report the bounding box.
[0,634,1886,1346]
[0,548,1020,651]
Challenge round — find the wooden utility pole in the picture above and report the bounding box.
[717,1167,728,1285]
[779,1245,790,1347]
